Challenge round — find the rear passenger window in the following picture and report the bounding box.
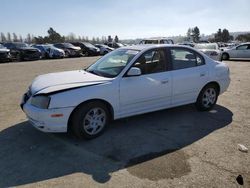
[170,48,204,70]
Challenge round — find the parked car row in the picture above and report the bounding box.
[178,42,250,61]
[0,41,116,63]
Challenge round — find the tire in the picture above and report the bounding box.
[16,53,22,62]
[65,51,70,58]
[85,51,89,56]
[70,101,110,139]
[196,84,219,111]
[222,53,229,60]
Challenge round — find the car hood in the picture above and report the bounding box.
[30,70,112,95]
[0,48,9,52]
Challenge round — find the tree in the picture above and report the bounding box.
[19,35,23,42]
[214,28,233,42]
[96,37,100,43]
[7,32,11,42]
[186,28,192,41]
[193,26,200,43]
[26,33,32,43]
[108,35,112,42]
[221,29,230,42]
[47,27,65,43]
[12,33,18,42]
[0,33,7,42]
[236,33,250,42]
[114,35,119,42]
[214,29,222,42]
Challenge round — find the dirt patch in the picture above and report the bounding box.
[126,150,191,181]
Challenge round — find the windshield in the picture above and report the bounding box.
[86,49,139,78]
[15,43,29,48]
[195,44,217,50]
[0,44,5,49]
[83,42,96,48]
[63,43,76,48]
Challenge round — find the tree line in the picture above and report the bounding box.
[0,27,120,44]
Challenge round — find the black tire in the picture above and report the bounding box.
[222,53,229,60]
[70,101,110,139]
[16,53,22,62]
[196,84,219,111]
[65,51,70,58]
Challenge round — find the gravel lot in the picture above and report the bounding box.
[0,57,249,187]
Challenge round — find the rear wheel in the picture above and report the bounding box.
[222,53,229,60]
[196,84,219,111]
[71,101,110,139]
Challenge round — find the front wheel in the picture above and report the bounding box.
[196,84,219,111]
[71,101,110,139]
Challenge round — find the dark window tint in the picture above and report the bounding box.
[133,49,167,75]
[170,48,204,70]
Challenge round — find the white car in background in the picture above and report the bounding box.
[194,43,222,61]
[21,45,230,139]
[221,42,250,60]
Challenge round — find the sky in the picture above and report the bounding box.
[0,0,250,39]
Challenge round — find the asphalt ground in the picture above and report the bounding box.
[0,57,249,187]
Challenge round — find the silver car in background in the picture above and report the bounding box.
[194,43,222,61]
[221,42,250,60]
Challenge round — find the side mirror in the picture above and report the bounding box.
[127,67,141,76]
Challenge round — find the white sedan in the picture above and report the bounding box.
[21,45,230,139]
[194,43,222,61]
[222,42,250,60]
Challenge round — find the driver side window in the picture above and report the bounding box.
[133,49,167,75]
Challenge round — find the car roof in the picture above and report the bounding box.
[119,44,186,51]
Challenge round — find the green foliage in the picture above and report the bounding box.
[34,27,65,44]
[186,26,200,42]
[214,28,233,42]
[114,35,119,42]
[236,33,250,42]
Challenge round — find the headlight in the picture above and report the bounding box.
[31,95,50,109]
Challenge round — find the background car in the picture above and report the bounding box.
[53,43,82,57]
[0,44,12,63]
[70,42,100,56]
[105,42,125,49]
[178,42,195,47]
[32,44,65,59]
[95,44,114,55]
[194,43,222,61]
[139,38,174,44]
[3,42,41,61]
[221,42,250,60]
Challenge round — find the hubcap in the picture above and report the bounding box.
[202,88,216,108]
[83,107,106,135]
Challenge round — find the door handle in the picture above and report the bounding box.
[200,73,206,77]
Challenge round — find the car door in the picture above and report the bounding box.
[234,44,249,58]
[119,48,172,117]
[169,47,209,105]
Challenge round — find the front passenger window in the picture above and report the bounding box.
[133,49,167,75]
